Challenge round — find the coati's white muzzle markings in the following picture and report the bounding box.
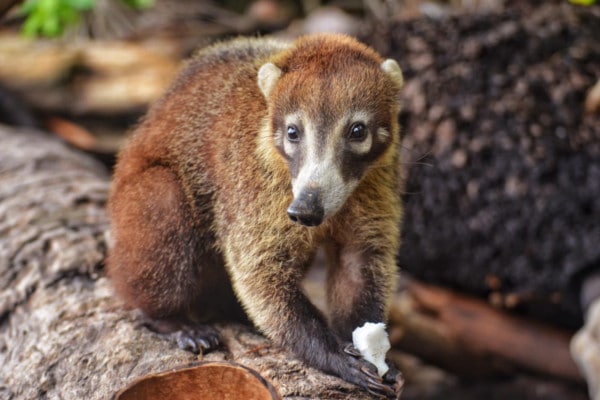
[281,111,379,226]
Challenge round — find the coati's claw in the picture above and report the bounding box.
[143,319,222,354]
[364,376,397,399]
[364,367,401,399]
[174,325,222,354]
[343,343,363,358]
[383,365,404,398]
[340,343,402,399]
[175,331,202,353]
[366,384,397,399]
[360,364,381,380]
[340,352,400,399]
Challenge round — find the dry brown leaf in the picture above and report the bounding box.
[46,116,97,151]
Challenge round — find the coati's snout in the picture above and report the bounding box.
[287,189,324,226]
[286,151,358,226]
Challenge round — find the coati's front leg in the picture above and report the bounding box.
[326,245,392,338]
[326,242,403,390]
[223,235,397,398]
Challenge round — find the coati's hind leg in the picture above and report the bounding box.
[107,165,244,352]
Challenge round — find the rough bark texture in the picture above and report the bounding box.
[0,125,372,400]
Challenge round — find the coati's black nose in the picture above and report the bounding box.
[287,206,324,226]
[287,190,324,227]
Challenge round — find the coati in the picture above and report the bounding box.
[107,34,404,397]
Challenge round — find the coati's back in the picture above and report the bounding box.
[112,38,290,184]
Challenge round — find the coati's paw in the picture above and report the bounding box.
[143,319,223,354]
[383,364,404,395]
[174,325,222,354]
[339,344,402,399]
[343,342,363,358]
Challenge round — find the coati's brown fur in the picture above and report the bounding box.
[107,34,404,397]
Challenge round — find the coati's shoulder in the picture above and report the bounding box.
[153,37,290,110]
[130,37,290,146]
[173,37,291,87]
[192,36,291,66]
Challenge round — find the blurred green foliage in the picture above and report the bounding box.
[120,0,153,9]
[21,0,93,37]
[569,0,597,5]
[20,0,154,38]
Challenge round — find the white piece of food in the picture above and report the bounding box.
[352,322,391,377]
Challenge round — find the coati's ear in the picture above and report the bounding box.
[258,62,282,98]
[381,59,403,88]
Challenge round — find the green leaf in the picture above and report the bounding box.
[58,6,79,24]
[569,0,597,5]
[19,0,92,38]
[22,12,43,36]
[64,0,95,11]
[20,0,38,14]
[121,0,153,10]
[42,14,62,37]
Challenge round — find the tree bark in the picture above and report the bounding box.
[0,125,374,400]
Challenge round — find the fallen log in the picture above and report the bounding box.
[0,125,373,400]
[0,124,586,399]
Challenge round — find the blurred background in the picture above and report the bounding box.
[0,0,599,399]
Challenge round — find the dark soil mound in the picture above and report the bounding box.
[387,1,600,328]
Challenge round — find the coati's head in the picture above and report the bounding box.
[258,34,404,227]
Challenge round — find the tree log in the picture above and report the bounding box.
[0,125,373,400]
[0,124,588,399]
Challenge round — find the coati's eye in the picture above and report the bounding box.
[287,125,300,142]
[348,122,367,141]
